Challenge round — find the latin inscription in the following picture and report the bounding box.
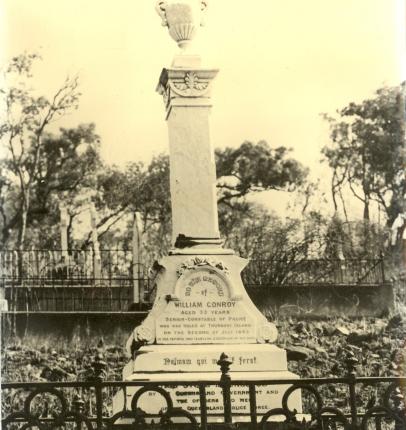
[161,354,258,368]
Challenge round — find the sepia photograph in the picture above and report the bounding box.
[1,0,406,428]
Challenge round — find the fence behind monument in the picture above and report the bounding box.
[0,249,151,311]
[242,257,386,288]
[0,249,388,312]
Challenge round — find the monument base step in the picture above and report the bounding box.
[125,369,298,382]
[123,343,288,378]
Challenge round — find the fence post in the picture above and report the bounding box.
[88,353,107,430]
[89,203,101,284]
[72,391,85,429]
[132,212,144,307]
[59,203,69,262]
[218,352,233,426]
[346,351,359,429]
[379,251,386,283]
[0,253,8,310]
[394,387,405,430]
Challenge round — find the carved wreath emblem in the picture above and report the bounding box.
[257,322,278,344]
[177,256,228,277]
[173,72,209,92]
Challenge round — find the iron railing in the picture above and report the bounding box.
[0,249,146,284]
[1,351,405,429]
[243,258,386,289]
[0,250,388,312]
[1,250,386,288]
[0,250,152,311]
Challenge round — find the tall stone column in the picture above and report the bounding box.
[157,68,221,249]
[155,0,224,252]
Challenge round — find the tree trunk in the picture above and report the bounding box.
[17,194,29,251]
[363,195,370,221]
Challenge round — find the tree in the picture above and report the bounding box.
[93,155,171,240]
[216,140,308,206]
[322,84,406,224]
[88,155,172,266]
[215,140,308,240]
[225,205,329,287]
[0,123,101,248]
[83,140,307,267]
[0,53,81,249]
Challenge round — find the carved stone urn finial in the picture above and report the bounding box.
[155,0,208,50]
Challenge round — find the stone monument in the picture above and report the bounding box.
[116,0,300,422]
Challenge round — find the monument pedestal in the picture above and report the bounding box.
[125,254,278,347]
[116,253,301,422]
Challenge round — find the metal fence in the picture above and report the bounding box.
[0,250,388,312]
[243,258,386,289]
[0,250,152,311]
[1,352,405,429]
[0,249,145,284]
[0,250,386,288]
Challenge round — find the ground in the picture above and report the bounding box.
[2,315,405,383]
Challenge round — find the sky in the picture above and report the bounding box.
[1,0,405,219]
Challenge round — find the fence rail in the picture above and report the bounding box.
[0,250,386,287]
[0,249,146,283]
[0,250,152,311]
[242,257,386,288]
[0,250,388,312]
[1,352,405,429]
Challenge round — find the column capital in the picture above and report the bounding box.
[156,68,218,119]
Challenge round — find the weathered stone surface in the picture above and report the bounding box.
[157,67,220,245]
[336,326,350,336]
[323,324,336,336]
[387,314,403,329]
[286,346,313,361]
[347,331,376,345]
[314,347,329,359]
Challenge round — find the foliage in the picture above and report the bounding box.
[216,140,308,205]
[323,215,389,260]
[0,124,101,248]
[0,53,82,248]
[223,206,388,289]
[322,84,406,224]
[225,207,328,287]
[92,142,308,263]
[91,155,172,267]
